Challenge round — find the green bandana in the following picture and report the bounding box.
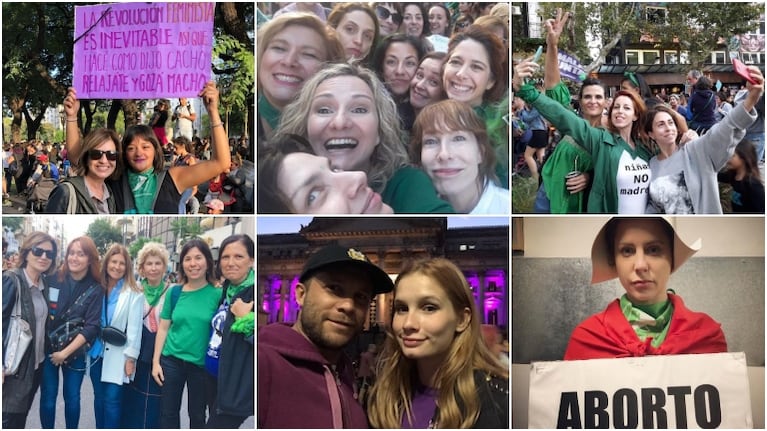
[226,268,254,304]
[258,94,281,130]
[142,279,165,307]
[127,168,157,214]
[620,294,674,348]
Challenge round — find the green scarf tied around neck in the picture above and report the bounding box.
[142,278,165,307]
[127,168,157,214]
[620,293,674,348]
[227,269,255,336]
[258,95,281,131]
[226,268,254,304]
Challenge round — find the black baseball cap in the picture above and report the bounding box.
[299,245,394,295]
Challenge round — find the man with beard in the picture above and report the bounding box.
[257,244,393,428]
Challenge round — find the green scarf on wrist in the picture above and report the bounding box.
[619,294,674,348]
[142,279,165,307]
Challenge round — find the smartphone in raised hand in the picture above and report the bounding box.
[733,58,758,85]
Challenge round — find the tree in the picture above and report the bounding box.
[170,218,203,243]
[2,217,24,231]
[85,218,122,255]
[535,3,761,73]
[128,237,163,260]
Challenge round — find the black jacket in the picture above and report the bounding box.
[472,370,509,428]
[45,176,117,214]
[216,283,254,417]
[2,269,42,413]
[45,272,103,354]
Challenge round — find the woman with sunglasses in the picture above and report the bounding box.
[62,81,230,214]
[371,2,402,37]
[45,127,121,214]
[2,232,58,429]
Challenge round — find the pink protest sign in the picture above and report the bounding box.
[73,2,214,99]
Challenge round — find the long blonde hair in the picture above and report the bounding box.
[367,258,508,428]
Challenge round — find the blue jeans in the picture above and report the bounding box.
[39,355,87,429]
[89,357,123,429]
[745,132,765,162]
[159,354,208,428]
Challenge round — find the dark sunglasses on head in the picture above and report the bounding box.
[88,149,119,161]
[31,247,55,259]
[376,6,402,25]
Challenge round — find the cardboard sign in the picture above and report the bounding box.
[73,2,214,99]
[528,352,752,429]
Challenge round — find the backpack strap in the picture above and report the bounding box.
[62,181,77,214]
[169,284,183,320]
[150,169,167,213]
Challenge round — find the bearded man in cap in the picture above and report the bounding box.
[257,244,393,428]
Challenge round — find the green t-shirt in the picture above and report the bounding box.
[160,283,221,366]
[381,166,455,213]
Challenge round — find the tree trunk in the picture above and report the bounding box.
[8,95,25,143]
[107,100,122,130]
[121,100,141,128]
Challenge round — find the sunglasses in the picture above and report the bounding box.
[31,247,56,260]
[376,6,402,25]
[88,149,119,161]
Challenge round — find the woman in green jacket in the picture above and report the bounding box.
[514,61,652,213]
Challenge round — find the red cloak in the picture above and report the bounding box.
[564,294,727,360]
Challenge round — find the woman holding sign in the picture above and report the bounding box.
[564,217,728,360]
[63,81,230,214]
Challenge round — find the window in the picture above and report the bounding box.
[665,53,678,65]
[742,52,764,64]
[712,51,726,64]
[645,6,667,25]
[625,49,660,65]
[626,51,639,64]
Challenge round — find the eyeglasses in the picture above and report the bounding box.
[88,149,119,161]
[376,6,402,25]
[31,247,56,260]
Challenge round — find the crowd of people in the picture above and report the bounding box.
[257,244,509,428]
[2,232,255,428]
[512,8,765,214]
[1,84,254,215]
[256,2,511,214]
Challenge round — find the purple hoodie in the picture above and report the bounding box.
[257,323,368,429]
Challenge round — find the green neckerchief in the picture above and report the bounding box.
[619,294,674,348]
[127,168,157,214]
[226,268,254,304]
[142,279,165,307]
[258,94,281,130]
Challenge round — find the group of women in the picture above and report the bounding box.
[512,8,765,214]
[2,231,254,428]
[257,2,511,215]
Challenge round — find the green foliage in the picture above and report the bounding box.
[85,218,122,256]
[170,218,203,242]
[511,176,539,214]
[2,217,24,231]
[128,237,163,260]
[213,34,255,116]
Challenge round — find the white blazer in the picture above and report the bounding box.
[100,287,144,385]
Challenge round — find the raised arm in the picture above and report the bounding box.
[543,8,569,90]
[168,81,231,192]
[63,88,83,164]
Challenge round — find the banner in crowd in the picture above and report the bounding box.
[528,352,752,429]
[558,50,586,83]
[73,2,214,99]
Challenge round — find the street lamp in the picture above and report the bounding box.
[116,217,133,247]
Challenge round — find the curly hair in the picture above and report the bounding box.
[271,62,409,192]
[367,258,508,428]
[136,241,169,279]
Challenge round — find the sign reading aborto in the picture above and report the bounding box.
[528,352,752,429]
[73,2,214,99]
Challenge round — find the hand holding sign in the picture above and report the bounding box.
[63,88,80,119]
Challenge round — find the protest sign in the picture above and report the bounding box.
[73,2,214,99]
[528,352,752,429]
[558,50,586,83]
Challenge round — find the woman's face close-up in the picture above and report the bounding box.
[219,241,254,285]
[336,10,376,61]
[259,25,326,109]
[307,76,380,173]
[401,5,424,37]
[613,219,673,305]
[420,128,482,205]
[141,255,165,285]
[610,95,638,131]
[443,39,495,107]
[27,241,55,275]
[383,42,419,98]
[107,252,127,282]
[410,58,445,110]
[428,6,448,36]
[87,139,117,181]
[580,85,607,119]
[277,152,392,214]
[67,241,89,278]
[392,272,469,365]
[125,137,156,173]
[182,247,208,282]
[376,4,401,37]
[647,112,678,147]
